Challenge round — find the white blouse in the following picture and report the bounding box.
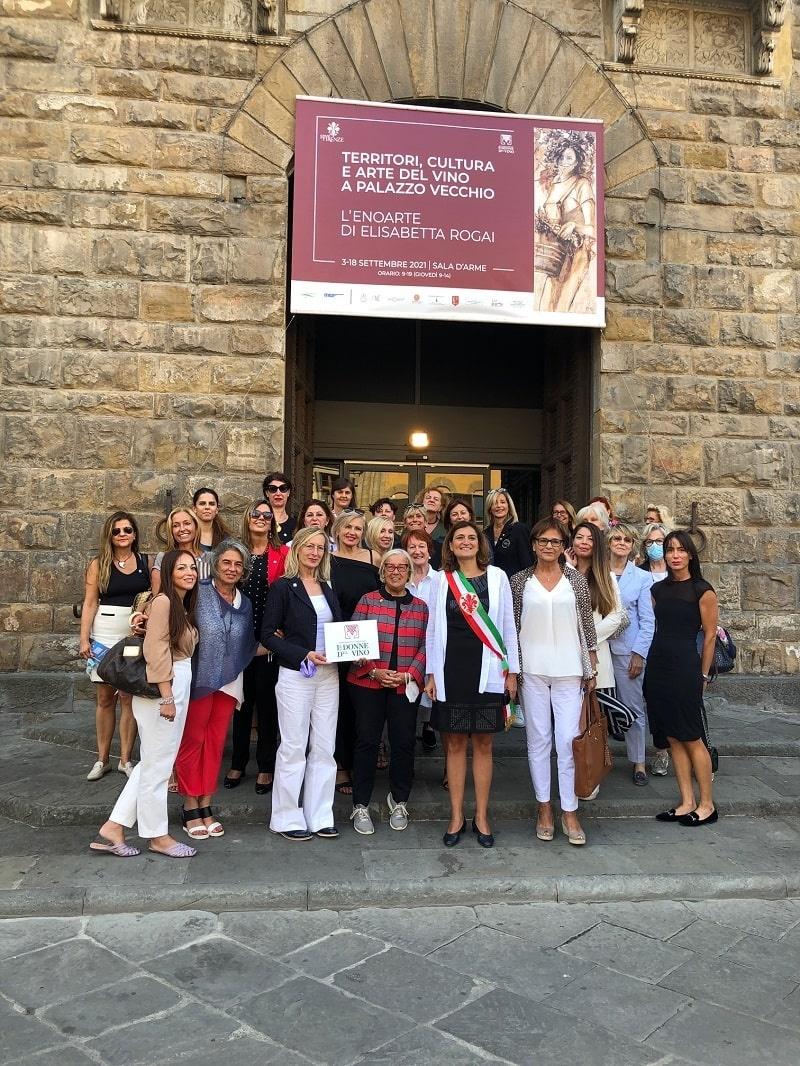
[310,593,333,653]
[519,574,583,678]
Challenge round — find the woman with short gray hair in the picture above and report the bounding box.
[175,537,267,839]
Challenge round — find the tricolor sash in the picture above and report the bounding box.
[445,570,509,673]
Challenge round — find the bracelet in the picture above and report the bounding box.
[159,697,175,705]
[702,673,713,682]
[369,669,377,680]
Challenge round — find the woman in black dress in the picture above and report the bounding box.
[424,521,519,848]
[647,530,719,827]
[330,510,380,793]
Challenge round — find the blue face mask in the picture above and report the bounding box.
[646,542,664,562]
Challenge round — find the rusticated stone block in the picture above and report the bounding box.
[62,352,133,390]
[0,118,67,160]
[650,438,703,486]
[198,285,282,324]
[0,0,77,17]
[683,143,728,169]
[0,604,53,634]
[765,351,800,376]
[2,350,60,386]
[170,324,228,355]
[603,307,652,342]
[224,424,270,473]
[744,490,800,525]
[70,194,144,231]
[163,72,247,108]
[607,263,661,306]
[602,435,649,484]
[770,417,800,439]
[29,550,85,604]
[0,25,58,61]
[719,314,778,349]
[667,377,716,411]
[654,309,719,346]
[95,68,160,99]
[695,267,747,310]
[662,265,694,307]
[761,176,800,209]
[210,357,283,395]
[123,100,194,131]
[0,469,30,508]
[109,321,170,352]
[228,238,283,284]
[717,379,782,414]
[751,270,796,312]
[93,233,187,281]
[4,414,74,469]
[56,278,138,319]
[138,355,211,394]
[0,551,30,602]
[779,316,800,348]
[153,132,222,172]
[693,175,755,206]
[662,230,706,266]
[742,569,796,611]
[73,417,132,469]
[600,375,666,412]
[71,128,154,167]
[705,440,789,487]
[127,169,222,198]
[776,238,800,269]
[5,59,91,93]
[37,390,153,419]
[30,471,102,510]
[32,160,128,194]
[248,176,287,204]
[19,634,80,671]
[207,41,255,79]
[674,489,742,527]
[190,239,227,283]
[0,222,31,272]
[136,36,208,73]
[35,316,109,350]
[33,228,93,275]
[0,513,61,550]
[690,413,769,439]
[707,233,774,267]
[140,283,192,321]
[634,346,691,373]
[0,276,55,315]
[105,470,184,514]
[0,189,67,225]
[230,325,284,356]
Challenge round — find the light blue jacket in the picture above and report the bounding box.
[610,562,655,659]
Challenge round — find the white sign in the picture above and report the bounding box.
[323,619,380,663]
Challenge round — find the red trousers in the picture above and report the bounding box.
[175,690,237,797]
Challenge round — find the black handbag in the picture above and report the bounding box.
[695,626,736,675]
[96,636,161,699]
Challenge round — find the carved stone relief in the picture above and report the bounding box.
[93,0,281,36]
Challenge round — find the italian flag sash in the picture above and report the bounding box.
[445,570,509,673]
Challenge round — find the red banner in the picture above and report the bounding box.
[291,97,604,327]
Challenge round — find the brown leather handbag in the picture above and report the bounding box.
[573,686,612,798]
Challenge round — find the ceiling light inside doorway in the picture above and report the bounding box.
[409,431,430,450]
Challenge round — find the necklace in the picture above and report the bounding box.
[114,554,134,569]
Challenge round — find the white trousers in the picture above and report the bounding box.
[521,673,583,813]
[270,664,339,833]
[611,651,647,765]
[109,659,191,839]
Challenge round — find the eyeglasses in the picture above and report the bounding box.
[342,508,366,516]
[644,538,664,546]
[610,536,634,544]
[384,564,410,572]
[250,510,272,519]
[112,526,134,536]
[266,484,289,493]
[535,538,564,548]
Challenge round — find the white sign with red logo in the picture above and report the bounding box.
[324,620,380,662]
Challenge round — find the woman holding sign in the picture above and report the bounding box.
[261,527,342,841]
[424,521,519,849]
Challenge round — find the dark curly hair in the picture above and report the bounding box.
[536,128,596,188]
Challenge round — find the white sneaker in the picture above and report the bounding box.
[577,785,600,801]
[387,792,409,831]
[511,707,526,728]
[86,760,111,781]
[651,750,670,776]
[350,805,374,835]
[118,760,134,778]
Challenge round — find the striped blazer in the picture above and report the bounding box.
[347,588,428,692]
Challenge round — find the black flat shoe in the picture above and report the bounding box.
[224,773,245,790]
[421,724,436,750]
[655,808,682,822]
[443,818,467,847]
[472,818,494,848]
[679,808,718,827]
[255,776,273,795]
[315,826,339,839]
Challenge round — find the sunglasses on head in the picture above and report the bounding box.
[342,507,366,516]
[266,484,289,493]
[112,526,134,536]
[250,509,272,519]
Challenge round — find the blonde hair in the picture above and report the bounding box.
[607,522,640,561]
[155,507,201,555]
[284,526,331,582]
[645,503,675,530]
[365,515,394,552]
[485,488,519,525]
[332,510,365,546]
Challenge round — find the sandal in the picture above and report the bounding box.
[199,805,224,837]
[89,834,140,858]
[148,841,196,858]
[168,771,179,794]
[181,807,209,840]
[335,779,353,795]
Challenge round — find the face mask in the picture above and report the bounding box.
[646,542,664,562]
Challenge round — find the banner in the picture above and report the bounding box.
[291,97,604,327]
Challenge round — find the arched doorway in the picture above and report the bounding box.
[222,0,660,513]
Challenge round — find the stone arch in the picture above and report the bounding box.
[223,0,659,193]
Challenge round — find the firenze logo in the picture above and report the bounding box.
[499,133,514,154]
[320,120,344,143]
[344,623,359,638]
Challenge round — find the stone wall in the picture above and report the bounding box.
[0,0,798,674]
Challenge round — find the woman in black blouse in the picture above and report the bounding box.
[647,531,719,827]
[484,489,534,578]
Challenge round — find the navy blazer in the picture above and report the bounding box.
[261,575,343,670]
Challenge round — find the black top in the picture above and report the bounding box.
[331,554,380,620]
[274,514,297,545]
[242,552,267,638]
[261,576,343,670]
[651,577,714,647]
[99,553,151,607]
[485,520,534,579]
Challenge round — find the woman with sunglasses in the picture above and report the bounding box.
[261,471,296,544]
[192,487,233,552]
[151,507,207,594]
[80,511,150,781]
[608,523,655,786]
[330,509,380,794]
[647,531,719,827]
[510,519,597,845]
[224,500,289,793]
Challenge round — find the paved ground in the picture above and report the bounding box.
[3,897,800,1065]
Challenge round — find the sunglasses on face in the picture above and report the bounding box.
[250,510,272,519]
[112,526,134,536]
[266,484,289,493]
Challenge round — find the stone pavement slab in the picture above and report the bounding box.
[0,937,136,1009]
[341,904,478,954]
[644,1001,800,1066]
[40,975,182,1039]
[221,907,341,956]
[0,915,81,959]
[684,898,800,939]
[354,1025,507,1064]
[658,952,797,1018]
[85,909,218,962]
[283,928,386,977]
[559,921,693,982]
[83,1005,241,1066]
[666,917,746,956]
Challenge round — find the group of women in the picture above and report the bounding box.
[83,479,720,859]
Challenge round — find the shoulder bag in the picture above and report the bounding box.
[96,636,161,700]
[573,686,612,798]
